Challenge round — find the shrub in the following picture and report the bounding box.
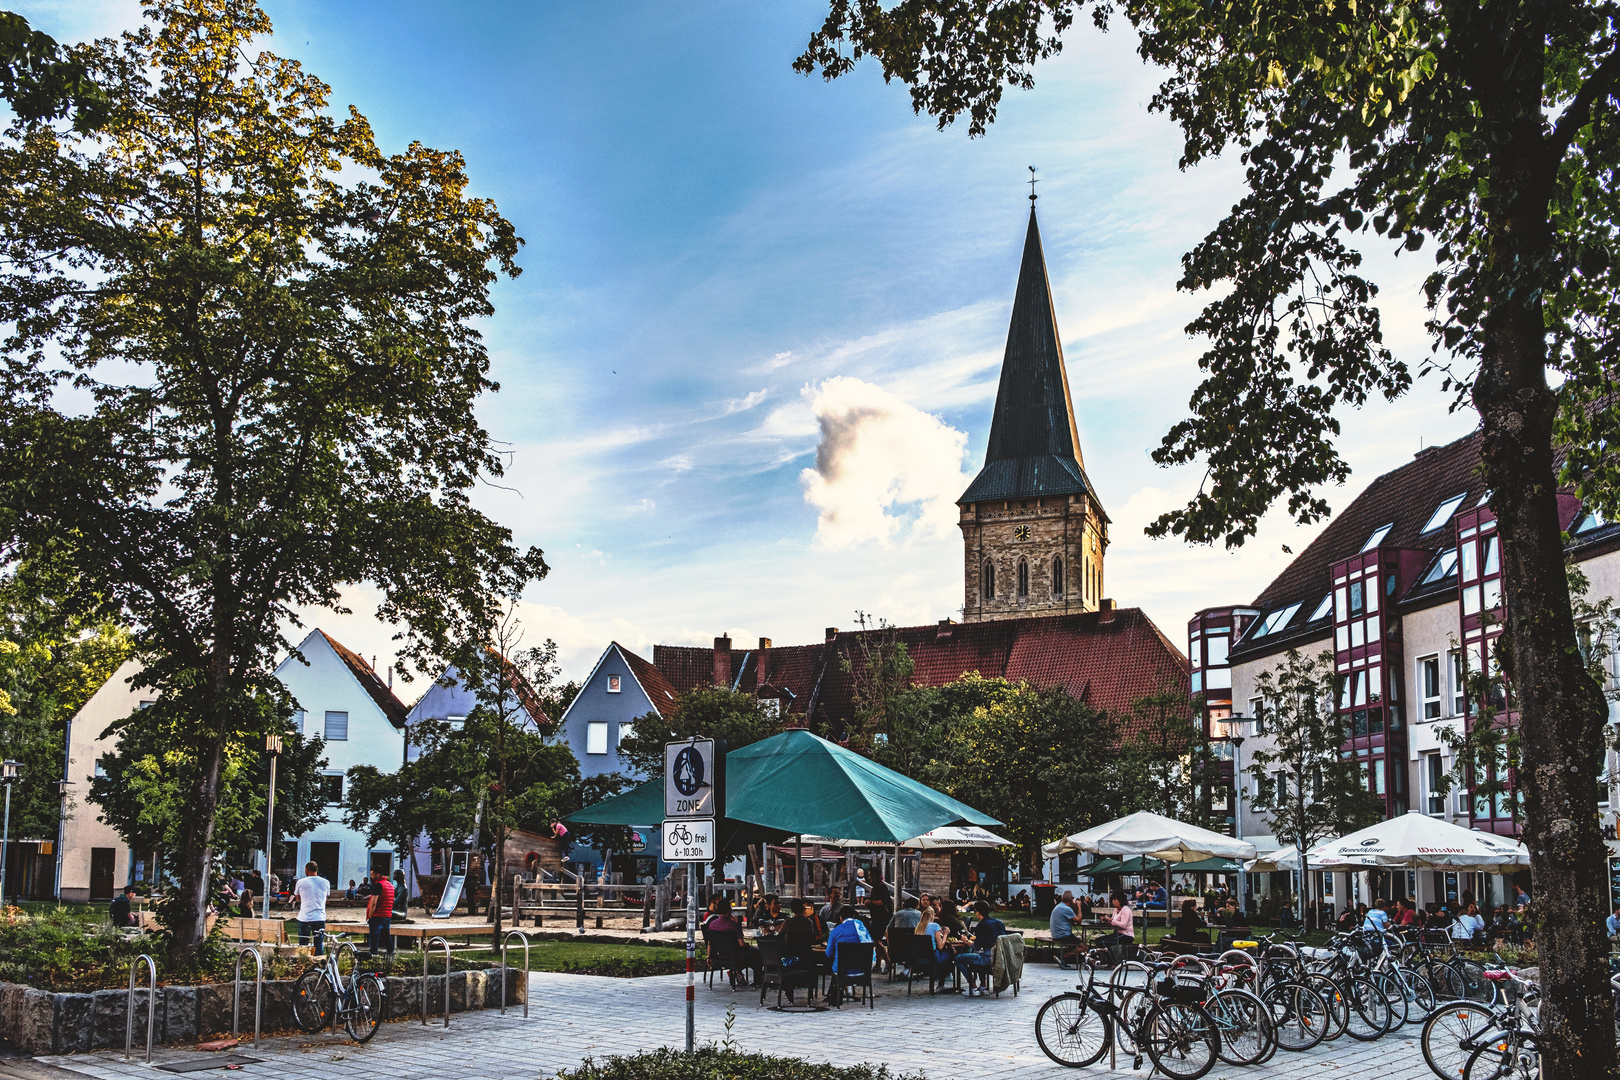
[556,1048,926,1080]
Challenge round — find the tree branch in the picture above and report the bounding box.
[1546,39,1620,169]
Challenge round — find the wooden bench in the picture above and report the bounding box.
[228,917,287,945]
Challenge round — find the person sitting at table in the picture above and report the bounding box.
[954,901,1006,996]
[753,893,785,934]
[937,898,967,938]
[1049,890,1080,970]
[818,885,843,926]
[781,898,830,991]
[1106,891,1134,949]
[825,905,874,1005]
[914,901,952,986]
[705,898,762,984]
[1172,899,1210,944]
[890,895,922,932]
[783,897,827,945]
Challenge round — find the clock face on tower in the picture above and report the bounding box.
[1014,524,1031,541]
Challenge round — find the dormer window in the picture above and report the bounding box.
[1576,508,1608,534]
[1360,523,1394,552]
[1420,548,1459,585]
[1307,595,1333,622]
[1251,602,1302,638]
[1421,494,1467,535]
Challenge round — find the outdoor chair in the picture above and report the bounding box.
[759,936,820,1009]
[902,933,947,996]
[703,928,748,990]
[885,925,912,983]
[829,941,876,1009]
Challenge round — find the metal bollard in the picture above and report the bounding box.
[125,954,157,1063]
[500,929,531,1017]
[423,935,451,1027]
[232,945,264,1043]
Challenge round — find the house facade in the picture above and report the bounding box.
[1193,432,1620,913]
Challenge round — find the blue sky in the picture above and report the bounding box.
[22,1,1478,685]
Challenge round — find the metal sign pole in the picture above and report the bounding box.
[685,860,697,1052]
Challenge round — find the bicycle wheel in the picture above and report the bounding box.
[1261,980,1329,1052]
[1143,1001,1220,1080]
[1462,1035,1535,1080]
[1422,1002,1502,1080]
[1035,992,1111,1068]
[1207,988,1273,1066]
[1304,973,1350,1041]
[1454,959,1498,1005]
[345,973,385,1043]
[1346,976,1393,1040]
[1427,960,1467,1002]
[292,969,335,1033]
[1398,965,1438,1022]
[1372,970,1410,1029]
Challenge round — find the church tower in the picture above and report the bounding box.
[959,207,1108,622]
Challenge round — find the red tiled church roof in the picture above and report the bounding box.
[650,609,1187,737]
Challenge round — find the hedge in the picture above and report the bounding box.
[556,1048,928,1080]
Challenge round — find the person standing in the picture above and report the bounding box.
[293,861,331,954]
[365,868,395,955]
[393,869,409,916]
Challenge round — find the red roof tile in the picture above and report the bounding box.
[318,630,409,730]
[618,643,679,717]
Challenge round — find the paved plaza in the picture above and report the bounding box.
[22,963,1446,1080]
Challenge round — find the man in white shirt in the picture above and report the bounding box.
[291,861,331,954]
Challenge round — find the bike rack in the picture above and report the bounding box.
[423,935,451,1028]
[232,945,264,1043]
[125,953,157,1063]
[500,929,531,1017]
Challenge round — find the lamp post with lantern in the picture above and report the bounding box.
[52,779,72,901]
[262,734,282,919]
[0,760,21,905]
[1224,714,1255,916]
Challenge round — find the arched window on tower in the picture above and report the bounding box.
[981,560,995,600]
[1052,555,1064,597]
[1017,557,1029,598]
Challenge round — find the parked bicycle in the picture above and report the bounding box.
[1035,960,1222,1079]
[291,931,385,1043]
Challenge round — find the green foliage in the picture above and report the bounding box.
[0,555,133,840]
[556,1048,925,1080]
[617,686,781,779]
[834,612,916,753]
[0,12,108,131]
[917,673,1124,875]
[0,0,543,957]
[88,707,328,862]
[1117,679,1216,827]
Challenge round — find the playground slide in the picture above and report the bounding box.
[432,874,465,919]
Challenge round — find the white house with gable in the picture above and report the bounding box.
[271,629,409,892]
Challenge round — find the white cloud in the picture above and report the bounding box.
[631,497,656,514]
[724,389,768,413]
[799,376,970,549]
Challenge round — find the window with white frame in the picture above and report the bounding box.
[616,722,634,747]
[1419,656,1442,720]
[1421,494,1467,535]
[322,773,344,804]
[585,722,609,755]
[607,674,622,693]
[1307,594,1333,622]
[1450,650,1467,716]
[1206,634,1230,667]
[1424,753,1445,814]
[1360,523,1394,551]
[1249,697,1265,736]
[292,709,305,734]
[324,711,348,741]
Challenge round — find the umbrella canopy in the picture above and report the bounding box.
[1246,844,1380,873]
[565,729,999,854]
[1086,856,1161,874]
[1306,812,1530,873]
[1175,856,1243,873]
[790,825,1012,850]
[1043,810,1257,863]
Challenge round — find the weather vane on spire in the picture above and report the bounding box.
[1028,166,1038,206]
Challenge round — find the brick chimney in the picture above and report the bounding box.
[755,637,772,688]
[937,618,954,640]
[1098,598,1117,625]
[825,627,839,642]
[713,634,733,687]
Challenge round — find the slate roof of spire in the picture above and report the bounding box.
[960,208,1102,511]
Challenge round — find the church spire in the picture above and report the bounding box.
[960,206,1095,507]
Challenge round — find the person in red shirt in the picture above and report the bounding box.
[366,869,396,955]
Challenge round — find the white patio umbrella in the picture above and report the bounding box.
[1246,843,1380,873]
[1306,811,1530,873]
[1043,810,1258,862]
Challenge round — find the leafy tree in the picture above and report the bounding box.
[562,771,637,875]
[617,686,781,780]
[797,1,1620,1062]
[89,705,328,881]
[1245,650,1383,927]
[923,674,1123,875]
[0,1,543,962]
[834,612,915,752]
[0,556,133,842]
[1118,678,1215,827]
[0,11,107,130]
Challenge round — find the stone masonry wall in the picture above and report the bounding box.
[0,966,524,1056]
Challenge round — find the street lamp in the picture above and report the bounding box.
[52,779,72,902]
[0,760,22,906]
[262,735,282,920]
[1225,715,1254,916]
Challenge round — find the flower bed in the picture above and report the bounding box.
[557,1048,925,1080]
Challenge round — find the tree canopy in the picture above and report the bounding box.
[0,0,543,962]
[617,686,783,779]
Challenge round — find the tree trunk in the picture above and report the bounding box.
[169,733,227,967]
[1476,68,1617,1071]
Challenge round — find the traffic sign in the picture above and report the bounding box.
[664,739,724,819]
[662,817,715,861]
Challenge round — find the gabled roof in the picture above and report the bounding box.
[316,630,409,730]
[651,610,1187,739]
[616,642,678,717]
[960,208,1101,510]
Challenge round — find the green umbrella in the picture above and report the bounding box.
[566,729,998,852]
[1086,856,1162,875]
[1174,856,1242,873]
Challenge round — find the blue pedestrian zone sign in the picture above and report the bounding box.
[664,738,721,818]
